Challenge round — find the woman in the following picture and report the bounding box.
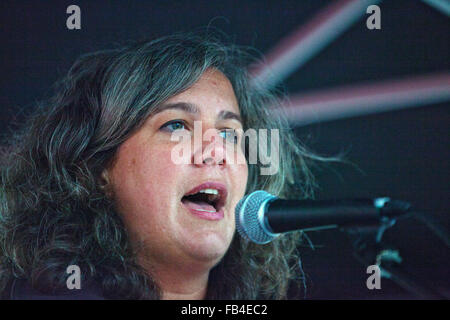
[0,31,317,299]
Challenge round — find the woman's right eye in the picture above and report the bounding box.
[160,120,187,132]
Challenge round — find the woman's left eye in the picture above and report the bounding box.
[219,129,238,144]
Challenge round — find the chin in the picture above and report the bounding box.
[183,231,233,264]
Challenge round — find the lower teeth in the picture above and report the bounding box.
[196,208,217,213]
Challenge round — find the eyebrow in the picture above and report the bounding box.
[154,102,199,114]
[154,102,242,124]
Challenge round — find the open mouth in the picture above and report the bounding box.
[181,183,227,220]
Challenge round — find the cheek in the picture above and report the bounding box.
[145,146,180,183]
[110,142,180,219]
[110,143,189,255]
[230,162,249,202]
[234,150,249,186]
[137,146,184,217]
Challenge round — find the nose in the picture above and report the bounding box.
[193,129,226,167]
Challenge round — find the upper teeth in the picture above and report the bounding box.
[198,189,219,195]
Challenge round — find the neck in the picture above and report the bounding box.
[161,274,209,300]
[158,266,210,300]
[138,256,211,300]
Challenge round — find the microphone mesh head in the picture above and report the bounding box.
[235,190,278,244]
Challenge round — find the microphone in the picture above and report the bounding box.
[235,190,411,244]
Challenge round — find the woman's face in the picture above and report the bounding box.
[106,69,248,272]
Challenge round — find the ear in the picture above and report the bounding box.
[99,169,113,198]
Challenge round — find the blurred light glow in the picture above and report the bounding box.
[251,0,381,89]
[276,73,450,127]
[422,0,450,16]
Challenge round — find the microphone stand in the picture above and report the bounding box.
[343,217,447,299]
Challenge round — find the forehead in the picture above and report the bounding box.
[165,69,240,114]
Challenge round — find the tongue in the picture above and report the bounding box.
[182,199,216,212]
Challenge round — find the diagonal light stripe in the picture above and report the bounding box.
[251,0,381,89]
[422,0,450,16]
[275,73,450,127]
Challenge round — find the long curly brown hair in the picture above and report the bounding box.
[0,31,321,299]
